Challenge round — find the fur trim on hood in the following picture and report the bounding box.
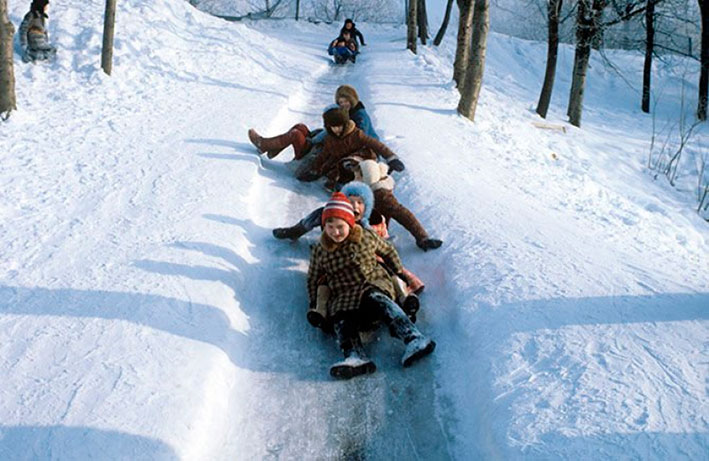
[340,181,374,228]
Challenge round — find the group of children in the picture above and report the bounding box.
[17,0,56,64]
[248,81,442,380]
[327,19,365,64]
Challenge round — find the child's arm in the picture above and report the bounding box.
[372,231,404,276]
[18,14,30,50]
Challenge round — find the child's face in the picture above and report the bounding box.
[343,32,351,40]
[324,218,350,243]
[345,23,352,30]
[349,196,365,221]
[330,125,344,136]
[337,97,352,111]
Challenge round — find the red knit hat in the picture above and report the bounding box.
[321,192,355,228]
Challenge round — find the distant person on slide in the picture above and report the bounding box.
[340,18,366,48]
[328,30,358,64]
[18,0,57,63]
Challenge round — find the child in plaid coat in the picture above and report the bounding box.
[307,192,435,379]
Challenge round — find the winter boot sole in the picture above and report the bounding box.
[330,360,376,380]
[403,339,436,368]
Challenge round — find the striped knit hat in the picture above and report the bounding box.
[321,192,355,228]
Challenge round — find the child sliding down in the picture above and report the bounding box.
[307,192,436,379]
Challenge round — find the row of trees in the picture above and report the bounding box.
[407,0,491,123]
[405,0,708,127]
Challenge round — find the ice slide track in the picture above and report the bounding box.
[221,53,454,459]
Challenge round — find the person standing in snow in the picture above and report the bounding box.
[340,19,366,48]
[307,192,435,379]
[18,0,57,63]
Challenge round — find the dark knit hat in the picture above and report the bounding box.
[322,192,356,229]
[31,0,49,14]
[335,85,360,108]
[322,105,349,129]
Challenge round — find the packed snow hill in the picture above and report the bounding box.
[1,0,707,459]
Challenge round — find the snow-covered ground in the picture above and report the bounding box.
[1,0,707,459]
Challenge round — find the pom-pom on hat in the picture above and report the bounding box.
[31,0,49,15]
[322,192,356,229]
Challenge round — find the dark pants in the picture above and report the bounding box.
[298,207,324,233]
[334,288,422,355]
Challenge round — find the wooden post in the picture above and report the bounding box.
[0,0,16,119]
[101,0,117,76]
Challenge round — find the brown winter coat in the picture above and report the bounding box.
[354,158,429,242]
[310,121,397,180]
[307,224,404,320]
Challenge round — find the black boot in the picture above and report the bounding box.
[401,293,420,323]
[272,223,308,240]
[416,238,443,252]
[330,319,376,380]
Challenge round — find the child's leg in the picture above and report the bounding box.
[361,289,434,367]
[402,268,425,294]
[374,190,429,242]
[330,313,376,379]
[272,206,323,240]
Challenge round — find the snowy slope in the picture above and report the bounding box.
[1,0,707,459]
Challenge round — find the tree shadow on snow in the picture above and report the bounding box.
[127,214,336,381]
[0,425,178,461]
[0,219,329,380]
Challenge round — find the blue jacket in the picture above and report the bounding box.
[350,102,378,140]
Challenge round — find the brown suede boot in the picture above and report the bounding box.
[247,129,307,159]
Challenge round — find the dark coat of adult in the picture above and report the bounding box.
[18,10,49,51]
[310,120,397,180]
[340,19,365,46]
[307,224,403,320]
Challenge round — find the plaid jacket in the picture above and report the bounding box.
[307,225,404,319]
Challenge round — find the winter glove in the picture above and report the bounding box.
[387,158,405,173]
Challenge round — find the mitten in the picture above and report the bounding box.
[387,158,405,173]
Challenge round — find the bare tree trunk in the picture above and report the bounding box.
[567,0,605,127]
[457,0,490,121]
[407,0,418,53]
[698,0,708,120]
[101,0,117,76]
[536,0,563,118]
[433,0,455,46]
[642,0,656,113]
[0,0,15,120]
[295,0,300,20]
[453,0,474,90]
[417,0,429,45]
